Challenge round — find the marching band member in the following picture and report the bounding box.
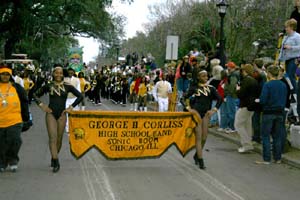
[23,70,34,96]
[120,74,129,106]
[133,74,142,111]
[78,72,91,110]
[64,67,81,131]
[34,65,83,172]
[12,68,24,87]
[153,73,172,112]
[137,76,148,111]
[183,70,222,169]
[129,75,137,111]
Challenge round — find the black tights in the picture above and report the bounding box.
[45,113,66,159]
[195,114,209,159]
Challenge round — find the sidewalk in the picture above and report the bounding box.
[208,127,300,169]
[147,103,300,168]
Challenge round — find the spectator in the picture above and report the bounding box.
[223,61,240,133]
[279,18,300,91]
[177,56,192,97]
[290,0,300,33]
[256,65,287,164]
[208,58,223,127]
[278,65,292,153]
[251,58,267,144]
[217,70,228,132]
[235,64,260,153]
[190,57,201,85]
[0,65,30,172]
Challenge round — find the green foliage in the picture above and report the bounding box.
[0,0,131,68]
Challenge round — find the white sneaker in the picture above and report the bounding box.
[238,146,254,153]
[217,128,225,132]
[255,160,271,165]
[229,129,237,133]
[225,128,236,134]
[10,165,18,172]
[274,160,282,164]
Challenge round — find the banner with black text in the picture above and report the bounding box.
[68,111,199,159]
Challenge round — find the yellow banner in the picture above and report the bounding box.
[68,111,200,159]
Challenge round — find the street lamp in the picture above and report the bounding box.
[116,45,120,62]
[216,0,229,68]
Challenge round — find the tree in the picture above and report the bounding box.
[121,0,294,66]
[0,0,132,64]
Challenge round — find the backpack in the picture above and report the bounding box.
[217,77,227,100]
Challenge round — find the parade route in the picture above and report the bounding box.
[1,99,300,200]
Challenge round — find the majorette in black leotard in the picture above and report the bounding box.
[184,84,222,118]
[34,82,83,119]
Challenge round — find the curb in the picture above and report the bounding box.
[209,128,300,169]
[147,103,300,169]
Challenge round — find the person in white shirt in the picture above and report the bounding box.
[64,67,81,132]
[12,69,24,87]
[153,73,172,112]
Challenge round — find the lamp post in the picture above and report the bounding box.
[116,45,120,62]
[216,0,229,68]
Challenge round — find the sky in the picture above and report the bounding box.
[77,0,164,63]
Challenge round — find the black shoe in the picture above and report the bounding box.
[51,158,54,167]
[193,153,198,165]
[52,159,60,173]
[198,158,206,170]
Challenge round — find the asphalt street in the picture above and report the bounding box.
[1,98,300,200]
